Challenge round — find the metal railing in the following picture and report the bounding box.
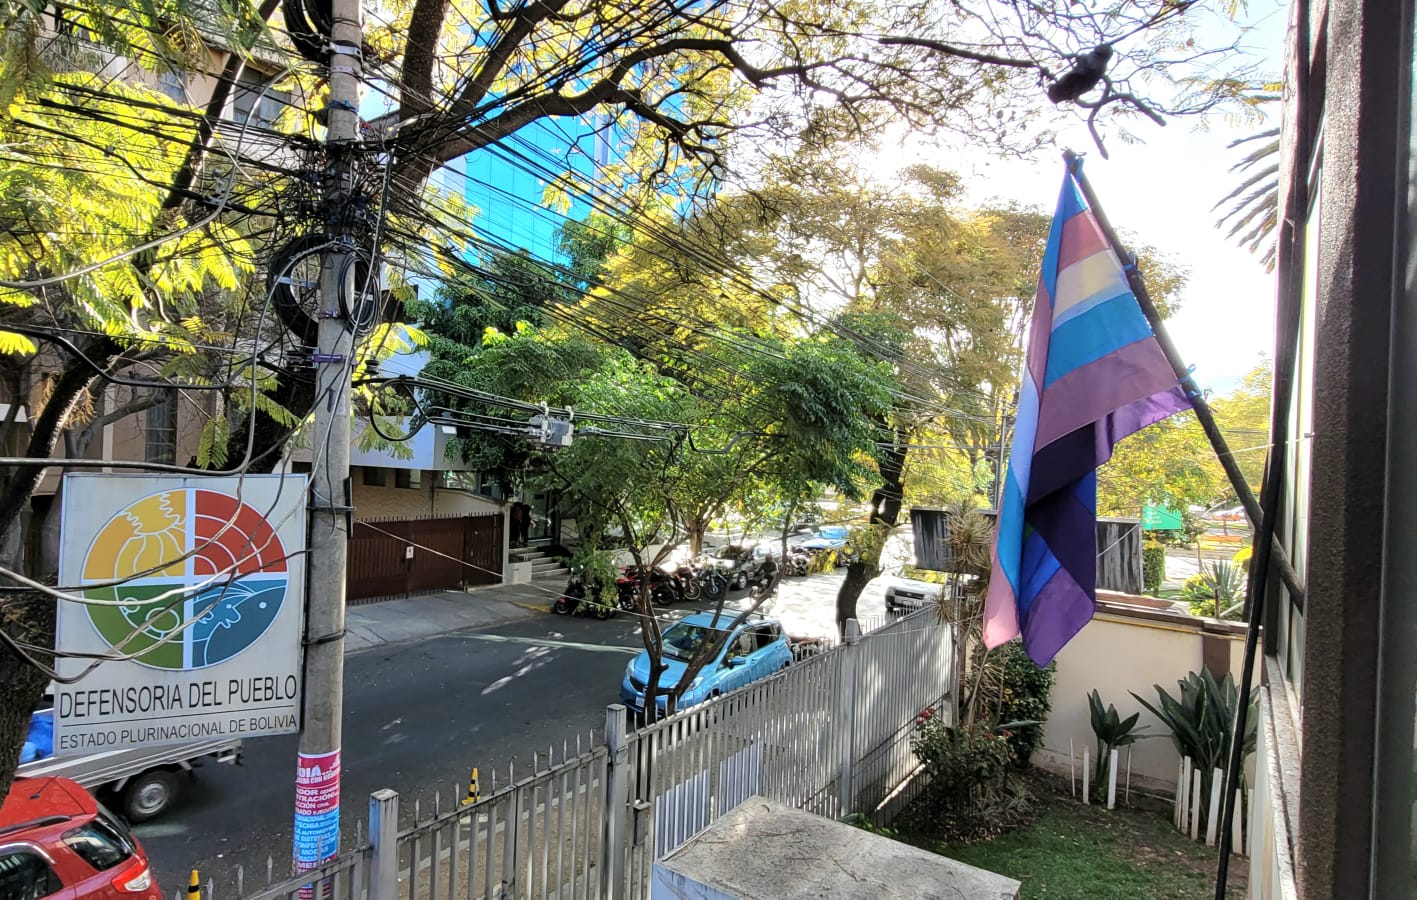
[396,746,608,900]
[221,608,952,900]
[616,607,954,896]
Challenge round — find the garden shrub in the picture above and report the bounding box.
[1142,540,1166,594]
[908,718,1031,839]
[995,641,1056,768]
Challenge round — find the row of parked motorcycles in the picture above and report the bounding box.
[552,546,815,618]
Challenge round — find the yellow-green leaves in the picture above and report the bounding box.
[0,330,37,356]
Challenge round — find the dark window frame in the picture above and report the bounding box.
[144,389,177,465]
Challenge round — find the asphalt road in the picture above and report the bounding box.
[135,613,646,893]
[134,567,897,894]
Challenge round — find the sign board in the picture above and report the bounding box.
[54,474,307,755]
[1141,503,1184,531]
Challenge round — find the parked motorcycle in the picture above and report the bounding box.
[691,565,730,602]
[666,563,701,601]
[783,548,812,577]
[615,565,683,610]
[554,569,614,619]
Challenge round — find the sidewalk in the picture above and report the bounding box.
[344,578,565,652]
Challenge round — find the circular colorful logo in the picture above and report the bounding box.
[80,489,290,669]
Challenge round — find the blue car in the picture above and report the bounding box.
[620,612,793,716]
[797,525,850,553]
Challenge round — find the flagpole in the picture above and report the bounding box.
[1060,150,1303,604]
[1063,150,1294,900]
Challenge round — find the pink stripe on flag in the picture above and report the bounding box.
[1057,209,1109,272]
[1033,338,1181,451]
[983,545,1021,648]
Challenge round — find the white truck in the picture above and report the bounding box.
[17,717,241,822]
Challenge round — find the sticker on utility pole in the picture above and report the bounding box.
[294,748,341,885]
[53,474,307,755]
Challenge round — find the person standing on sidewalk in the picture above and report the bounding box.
[509,501,526,547]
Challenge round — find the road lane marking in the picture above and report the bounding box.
[440,632,639,655]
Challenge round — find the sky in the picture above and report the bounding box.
[887,1,1288,396]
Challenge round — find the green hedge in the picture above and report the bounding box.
[1142,540,1166,595]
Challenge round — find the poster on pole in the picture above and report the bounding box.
[53,473,307,755]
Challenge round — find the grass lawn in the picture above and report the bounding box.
[914,776,1246,899]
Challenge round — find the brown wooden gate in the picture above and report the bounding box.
[347,514,504,603]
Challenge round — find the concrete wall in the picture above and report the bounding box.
[1033,598,1246,792]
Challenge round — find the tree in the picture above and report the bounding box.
[1097,412,1225,517]
[410,312,890,721]
[1096,359,1272,517]
[0,0,1261,788]
[382,0,1254,202]
[0,0,420,795]
[1211,360,1273,499]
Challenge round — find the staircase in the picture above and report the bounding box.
[509,544,569,582]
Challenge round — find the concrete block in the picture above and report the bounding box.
[508,561,534,584]
[653,797,1020,900]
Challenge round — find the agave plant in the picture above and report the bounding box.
[1181,559,1246,619]
[1087,690,1147,802]
[1132,670,1258,830]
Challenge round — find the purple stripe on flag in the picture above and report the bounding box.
[1033,337,1182,450]
[1026,386,1189,505]
[1020,567,1095,666]
[1025,482,1098,600]
[1091,385,1191,459]
[1057,209,1109,272]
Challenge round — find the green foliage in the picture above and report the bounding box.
[1100,363,1272,517]
[1215,127,1280,272]
[909,718,1029,838]
[1099,413,1222,518]
[0,0,250,113]
[1181,560,1245,619]
[1142,540,1166,595]
[0,74,253,352]
[1086,690,1147,802]
[1210,361,1273,500]
[993,641,1056,769]
[1132,670,1258,837]
[566,546,619,608]
[417,250,573,341]
[196,417,230,470]
[1150,508,1208,546]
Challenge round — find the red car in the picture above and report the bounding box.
[1,776,160,900]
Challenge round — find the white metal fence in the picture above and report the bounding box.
[223,608,953,900]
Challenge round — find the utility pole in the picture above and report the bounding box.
[992,391,1016,511]
[293,0,361,879]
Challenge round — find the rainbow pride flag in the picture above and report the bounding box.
[984,161,1193,666]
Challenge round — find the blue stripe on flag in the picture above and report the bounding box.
[1072,469,1097,514]
[1043,295,1153,386]
[1059,176,1087,221]
[1052,286,1135,330]
[1020,531,1060,608]
[993,475,1027,591]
